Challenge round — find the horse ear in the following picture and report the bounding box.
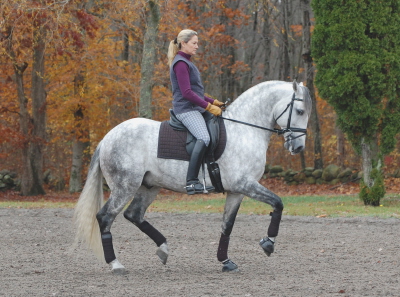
[299,82,304,86]
[292,79,298,92]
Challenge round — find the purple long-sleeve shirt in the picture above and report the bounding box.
[173,51,214,109]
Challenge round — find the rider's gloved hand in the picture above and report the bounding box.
[206,103,222,116]
[212,99,225,107]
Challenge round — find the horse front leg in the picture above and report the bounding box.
[238,179,284,257]
[218,192,244,272]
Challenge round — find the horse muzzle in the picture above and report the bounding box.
[284,132,305,155]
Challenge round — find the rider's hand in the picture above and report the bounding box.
[206,103,222,116]
[212,99,225,107]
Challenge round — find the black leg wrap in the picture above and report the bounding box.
[217,233,230,262]
[137,221,166,247]
[101,232,116,264]
[267,210,282,238]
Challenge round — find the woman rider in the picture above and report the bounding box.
[167,29,224,195]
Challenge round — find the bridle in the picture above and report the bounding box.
[273,92,307,141]
[220,92,307,142]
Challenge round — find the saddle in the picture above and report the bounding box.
[157,109,226,193]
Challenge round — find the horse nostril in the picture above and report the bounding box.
[294,146,304,154]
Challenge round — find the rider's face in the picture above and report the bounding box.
[181,35,199,56]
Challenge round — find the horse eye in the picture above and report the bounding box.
[297,109,304,116]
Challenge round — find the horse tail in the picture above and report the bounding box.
[73,143,104,260]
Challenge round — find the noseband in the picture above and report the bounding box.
[220,92,307,141]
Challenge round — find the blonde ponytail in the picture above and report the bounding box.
[167,40,179,67]
[167,29,198,67]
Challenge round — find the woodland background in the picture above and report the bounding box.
[1,0,399,195]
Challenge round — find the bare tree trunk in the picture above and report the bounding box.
[361,137,379,187]
[262,0,273,80]
[117,32,134,121]
[29,20,47,195]
[240,0,259,93]
[336,125,345,169]
[219,0,239,100]
[301,3,323,169]
[69,140,85,192]
[69,73,85,193]
[300,151,306,169]
[122,32,129,62]
[14,63,33,195]
[6,22,46,196]
[139,0,160,119]
[360,136,385,206]
[281,0,291,81]
[4,24,34,195]
[69,71,90,193]
[69,109,86,193]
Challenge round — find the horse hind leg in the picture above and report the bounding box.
[96,187,138,275]
[122,186,169,264]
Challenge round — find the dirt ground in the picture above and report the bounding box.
[1,208,399,297]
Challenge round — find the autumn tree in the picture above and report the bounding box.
[139,0,160,119]
[312,0,400,205]
[300,0,323,169]
[1,1,50,195]
[64,7,99,193]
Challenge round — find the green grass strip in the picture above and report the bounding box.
[1,194,399,218]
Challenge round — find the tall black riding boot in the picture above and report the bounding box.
[186,139,215,195]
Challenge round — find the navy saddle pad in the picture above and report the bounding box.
[157,120,227,161]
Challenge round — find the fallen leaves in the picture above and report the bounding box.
[260,178,400,196]
[1,177,400,203]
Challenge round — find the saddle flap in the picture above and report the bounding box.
[168,109,187,132]
[204,112,220,153]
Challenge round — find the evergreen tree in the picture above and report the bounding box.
[311,0,400,205]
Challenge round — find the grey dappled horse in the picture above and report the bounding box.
[74,80,312,274]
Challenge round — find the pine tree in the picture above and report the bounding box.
[312,0,400,205]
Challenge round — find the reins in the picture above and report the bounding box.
[219,92,307,140]
[219,116,288,135]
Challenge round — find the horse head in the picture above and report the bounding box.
[274,81,312,155]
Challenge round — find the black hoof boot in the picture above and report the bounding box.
[222,259,239,272]
[259,237,274,256]
[186,180,215,195]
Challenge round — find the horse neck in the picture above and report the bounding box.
[224,82,283,128]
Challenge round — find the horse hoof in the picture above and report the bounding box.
[156,242,169,265]
[259,237,274,256]
[110,259,127,275]
[112,267,128,275]
[222,259,239,272]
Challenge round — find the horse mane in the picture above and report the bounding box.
[225,80,312,117]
